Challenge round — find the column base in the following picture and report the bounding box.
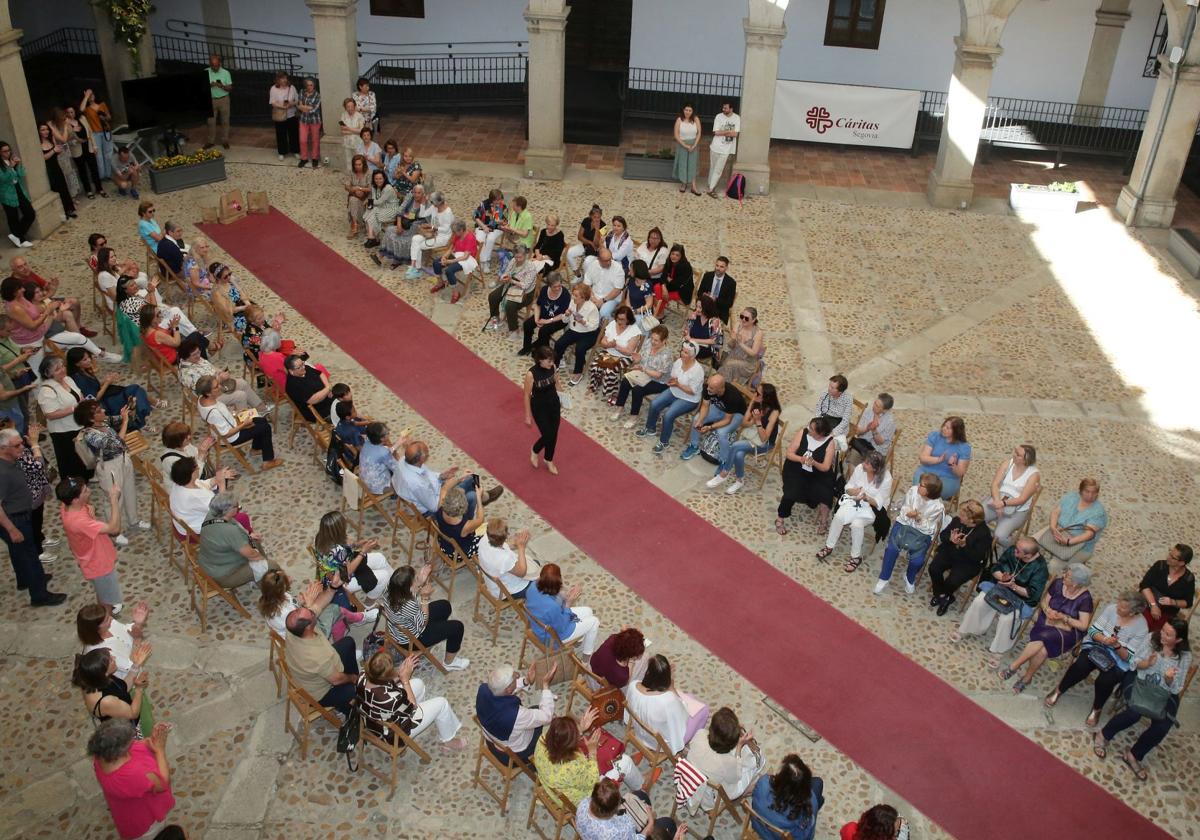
[320,135,351,172]
[1116,184,1176,228]
[26,191,65,241]
[926,170,976,209]
[738,162,772,196]
[522,147,566,181]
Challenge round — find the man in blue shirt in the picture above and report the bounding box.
[397,440,503,517]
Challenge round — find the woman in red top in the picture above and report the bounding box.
[89,718,177,839]
[138,305,204,366]
[841,804,908,840]
[429,219,480,304]
[652,243,694,319]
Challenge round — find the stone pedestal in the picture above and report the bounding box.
[737,18,786,196]
[1076,4,1132,125]
[0,24,61,238]
[1117,63,1200,227]
[92,5,155,127]
[307,0,359,170]
[927,39,1001,209]
[523,2,569,180]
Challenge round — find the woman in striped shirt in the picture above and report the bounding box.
[381,564,470,671]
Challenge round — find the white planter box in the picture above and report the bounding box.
[1009,184,1080,214]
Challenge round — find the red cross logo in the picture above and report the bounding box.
[806,106,833,134]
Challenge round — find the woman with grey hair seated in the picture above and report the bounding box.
[178,342,263,413]
[997,563,1094,694]
[196,491,277,589]
[374,183,433,269]
[1045,590,1151,726]
[406,190,453,278]
[486,244,538,339]
[432,486,484,561]
[429,219,480,303]
[87,718,177,839]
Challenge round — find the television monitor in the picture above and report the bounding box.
[121,72,212,131]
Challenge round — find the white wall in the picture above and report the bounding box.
[1106,0,1162,109]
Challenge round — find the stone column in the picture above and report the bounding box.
[738,17,786,196]
[306,0,359,170]
[0,12,61,238]
[523,0,569,180]
[926,39,1001,209]
[201,0,236,69]
[1076,1,1133,123]
[92,4,156,126]
[1116,62,1200,227]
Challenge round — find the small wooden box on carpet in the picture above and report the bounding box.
[213,190,269,223]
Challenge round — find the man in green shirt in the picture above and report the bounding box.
[205,53,233,149]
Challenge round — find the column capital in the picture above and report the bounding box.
[524,7,569,35]
[305,0,357,19]
[743,19,786,49]
[1094,9,1132,28]
[1157,61,1200,84]
[953,37,1003,68]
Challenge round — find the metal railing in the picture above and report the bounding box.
[625,68,741,119]
[364,54,527,110]
[152,34,301,75]
[19,27,98,60]
[1146,4,1168,78]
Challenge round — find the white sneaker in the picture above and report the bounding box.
[445,656,471,671]
[110,602,124,616]
[19,240,32,248]
[101,351,123,363]
[277,153,284,161]
[725,480,744,495]
[872,580,888,595]
[484,317,499,332]
[622,419,637,430]
[114,534,130,546]
[38,552,57,563]
[904,579,916,595]
[7,233,20,247]
[135,520,152,531]
[42,536,61,548]
[357,607,379,624]
[705,474,727,489]
[609,410,622,421]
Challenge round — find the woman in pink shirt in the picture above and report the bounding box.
[89,718,177,839]
[429,219,479,304]
[59,476,124,611]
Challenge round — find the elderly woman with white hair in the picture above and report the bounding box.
[374,183,433,269]
[429,219,479,304]
[997,563,1094,694]
[475,661,558,761]
[182,236,213,300]
[196,492,277,589]
[486,244,539,339]
[406,190,454,279]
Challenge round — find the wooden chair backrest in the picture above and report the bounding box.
[741,801,794,839]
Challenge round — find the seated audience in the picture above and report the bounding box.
[1035,478,1107,567]
[623,260,655,328]
[196,493,277,589]
[841,804,909,840]
[405,190,453,278]
[428,219,479,303]
[684,296,722,362]
[375,183,432,268]
[652,244,694,319]
[564,204,604,275]
[818,449,891,570]
[981,444,1041,549]
[9,255,85,328]
[471,188,506,272]
[576,778,677,840]
[284,355,334,423]
[392,146,423,196]
[334,400,365,447]
[66,347,155,431]
[177,344,264,414]
[634,227,669,282]
[518,270,571,357]
[749,754,824,840]
[5,279,115,372]
[531,214,565,276]
[313,509,392,601]
[196,375,283,469]
[156,220,185,277]
[696,256,736,322]
[586,305,642,402]
[477,517,534,599]
[168,456,235,538]
[1095,617,1191,779]
[955,536,1050,656]
[397,439,502,517]
[553,282,601,386]
[87,720,177,840]
[182,237,213,299]
[284,605,359,716]
[719,306,764,385]
[610,325,672,428]
[359,422,407,496]
[720,383,783,496]
[813,374,853,448]
[686,373,748,478]
[777,417,837,536]
[873,473,944,595]
[159,422,213,485]
[432,486,483,560]
[77,601,150,680]
[72,647,144,731]
[1139,543,1194,632]
[495,195,535,272]
[94,247,148,306]
[358,651,468,751]
[913,416,970,501]
[625,654,709,755]
[1044,593,1151,727]
[139,305,204,366]
[844,392,896,473]
[136,201,162,252]
[925,500,991,615]
[997,563,1093,694]
[681,706,766,814]
[523,563,601,657]
[59,478,124,612]
[257,569,347,638]
[476,663,556,762]
[534,709,643,805]
[582,248,626,321]
[590,627,648,691]
[486,245,538,339]
[637,341,704,453]
[381,565,470,670]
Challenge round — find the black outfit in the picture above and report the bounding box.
[231,417,276,462]
[577,216,605,261]
[778,432,836,518]
[1101,674,1183,761]
[432,509,480,559]
[0,457,52,602]
[528,363,561,462]
[156,237,184,277]
[696,271,737,321]
[1056,650,1127,712]
[1139,560,1195,626]
[285,365,333,423]
[705,383,748,417]
[554,326,599,375]
[90,675,135,726]
[274,116,300,157]
[659,258,694,305]
[72,124,102,196]
[615,377,669,416]
[928,517,991,601]
[417,599,465,654]
[533,229,565,275]
[41,148,75,217]
[318,636,360,716]
[2,192,35,242]
[520,286,571,353]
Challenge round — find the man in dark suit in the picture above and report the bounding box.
[156,220,186,277]
[697,256,736,322]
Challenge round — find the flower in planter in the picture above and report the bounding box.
[151,148,224,171]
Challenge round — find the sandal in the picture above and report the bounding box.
[997,667,1016,681]
[1121,751,1148,781]
[1012,679,1028,695]
[1092,732,1107,759]
[815,546,834,562]
[1085,709,1101,728]
[1043,690,1061,708]
[775,518,788,536]
[678,184,687,193]
[843,556,863,573]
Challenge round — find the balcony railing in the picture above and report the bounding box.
[625,68,742,119]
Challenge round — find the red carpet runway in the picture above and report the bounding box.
[203,208,1166,839]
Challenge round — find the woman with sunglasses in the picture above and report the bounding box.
[719,307,764,386]
[721,382,782,495]
[136,202,161,252]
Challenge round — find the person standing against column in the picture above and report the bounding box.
[204,54,233,151]
[80,90,114,182]
[296,78,322,169]
[706,101,740,197]
[0,427,66,606]
[0,143,35,248]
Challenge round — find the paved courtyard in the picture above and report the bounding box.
[1,147,1197,839]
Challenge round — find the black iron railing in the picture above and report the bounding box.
[1146,4,1168,78]
[364,54,527,110]
[19,26,98,60]
[152,34,301,75]
[625,68,742,119]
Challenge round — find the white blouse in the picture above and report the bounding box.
[169,482,216,535]
[626,684,690,754]
[199,400,237,437]
[84,620,135,679]
[899,484,945,536]
[36,379,83,434]
[998,459,1040,512]
[633,242,669,277]
[567,299,600,333]
[603,322,642,359]
[845,465,893,510]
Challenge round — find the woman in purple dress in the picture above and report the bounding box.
[997,563,1093,694]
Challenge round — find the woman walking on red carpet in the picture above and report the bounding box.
[524,345,561,475]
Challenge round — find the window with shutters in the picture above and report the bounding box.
[824,0,886,50]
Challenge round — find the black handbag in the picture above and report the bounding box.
[848,436,875,457]
[1086,645,1117,672]
[336,698,361,771]
[984,586,1022,615]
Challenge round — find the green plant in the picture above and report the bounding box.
[644,147,674,160]
[151,148,222,171]
[1047,181,1079,193]
[96,0,155,69]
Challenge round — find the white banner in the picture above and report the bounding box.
[771,80,920,149]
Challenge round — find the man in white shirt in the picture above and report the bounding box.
[707,102,741,196]
[477,518,533,599]
[396,440,503,517]
[582,248,626,321]
[407,190,454,277]
[475,663,557,761]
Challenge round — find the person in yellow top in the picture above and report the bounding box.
[205,54,233,150]
[533,708,643,805]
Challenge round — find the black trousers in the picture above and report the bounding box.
[530,392,560,462]
[1057,652,1126,710]
[615,378,668,415]
[928,550,980,599]
[45,157,75,216]
[554,328,599,374]
[49,429,89,479]
[231,417,275,461]
[1,510,48,601]
[417,599,464,654]
[74,151,102,195]
[2,192,36,242]
[1101,694,1179,761]
[317,636,360,716]
[521,317,565,352]
[274,117,300,155]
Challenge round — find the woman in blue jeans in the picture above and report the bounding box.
[715,382,780,495]
[635,341,703,453]
[875,473,944,595]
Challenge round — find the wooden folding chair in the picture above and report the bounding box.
[527,782,577,840]
[341,467,399,539]
[206,419,259,474]
[741,419,788,492]
[91,267,116,341]
[185,546,252,632]
[741,800,794,839]
[394,495,432,560]
[141,343,175,400]
[471,714,537,815]
[1180,662,1198,700]
[268,628,286,698]
[358,711,433,799]
[564,652,607,716]
[672,778,750,840]
[155,256,194,319]
[426,519,472,600]
[383,618,449,674]
[518,608,581,679]
[279,656,343,759]
[622,704,676,789]
[1013,486,1042,541]
[469,560,527,645]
